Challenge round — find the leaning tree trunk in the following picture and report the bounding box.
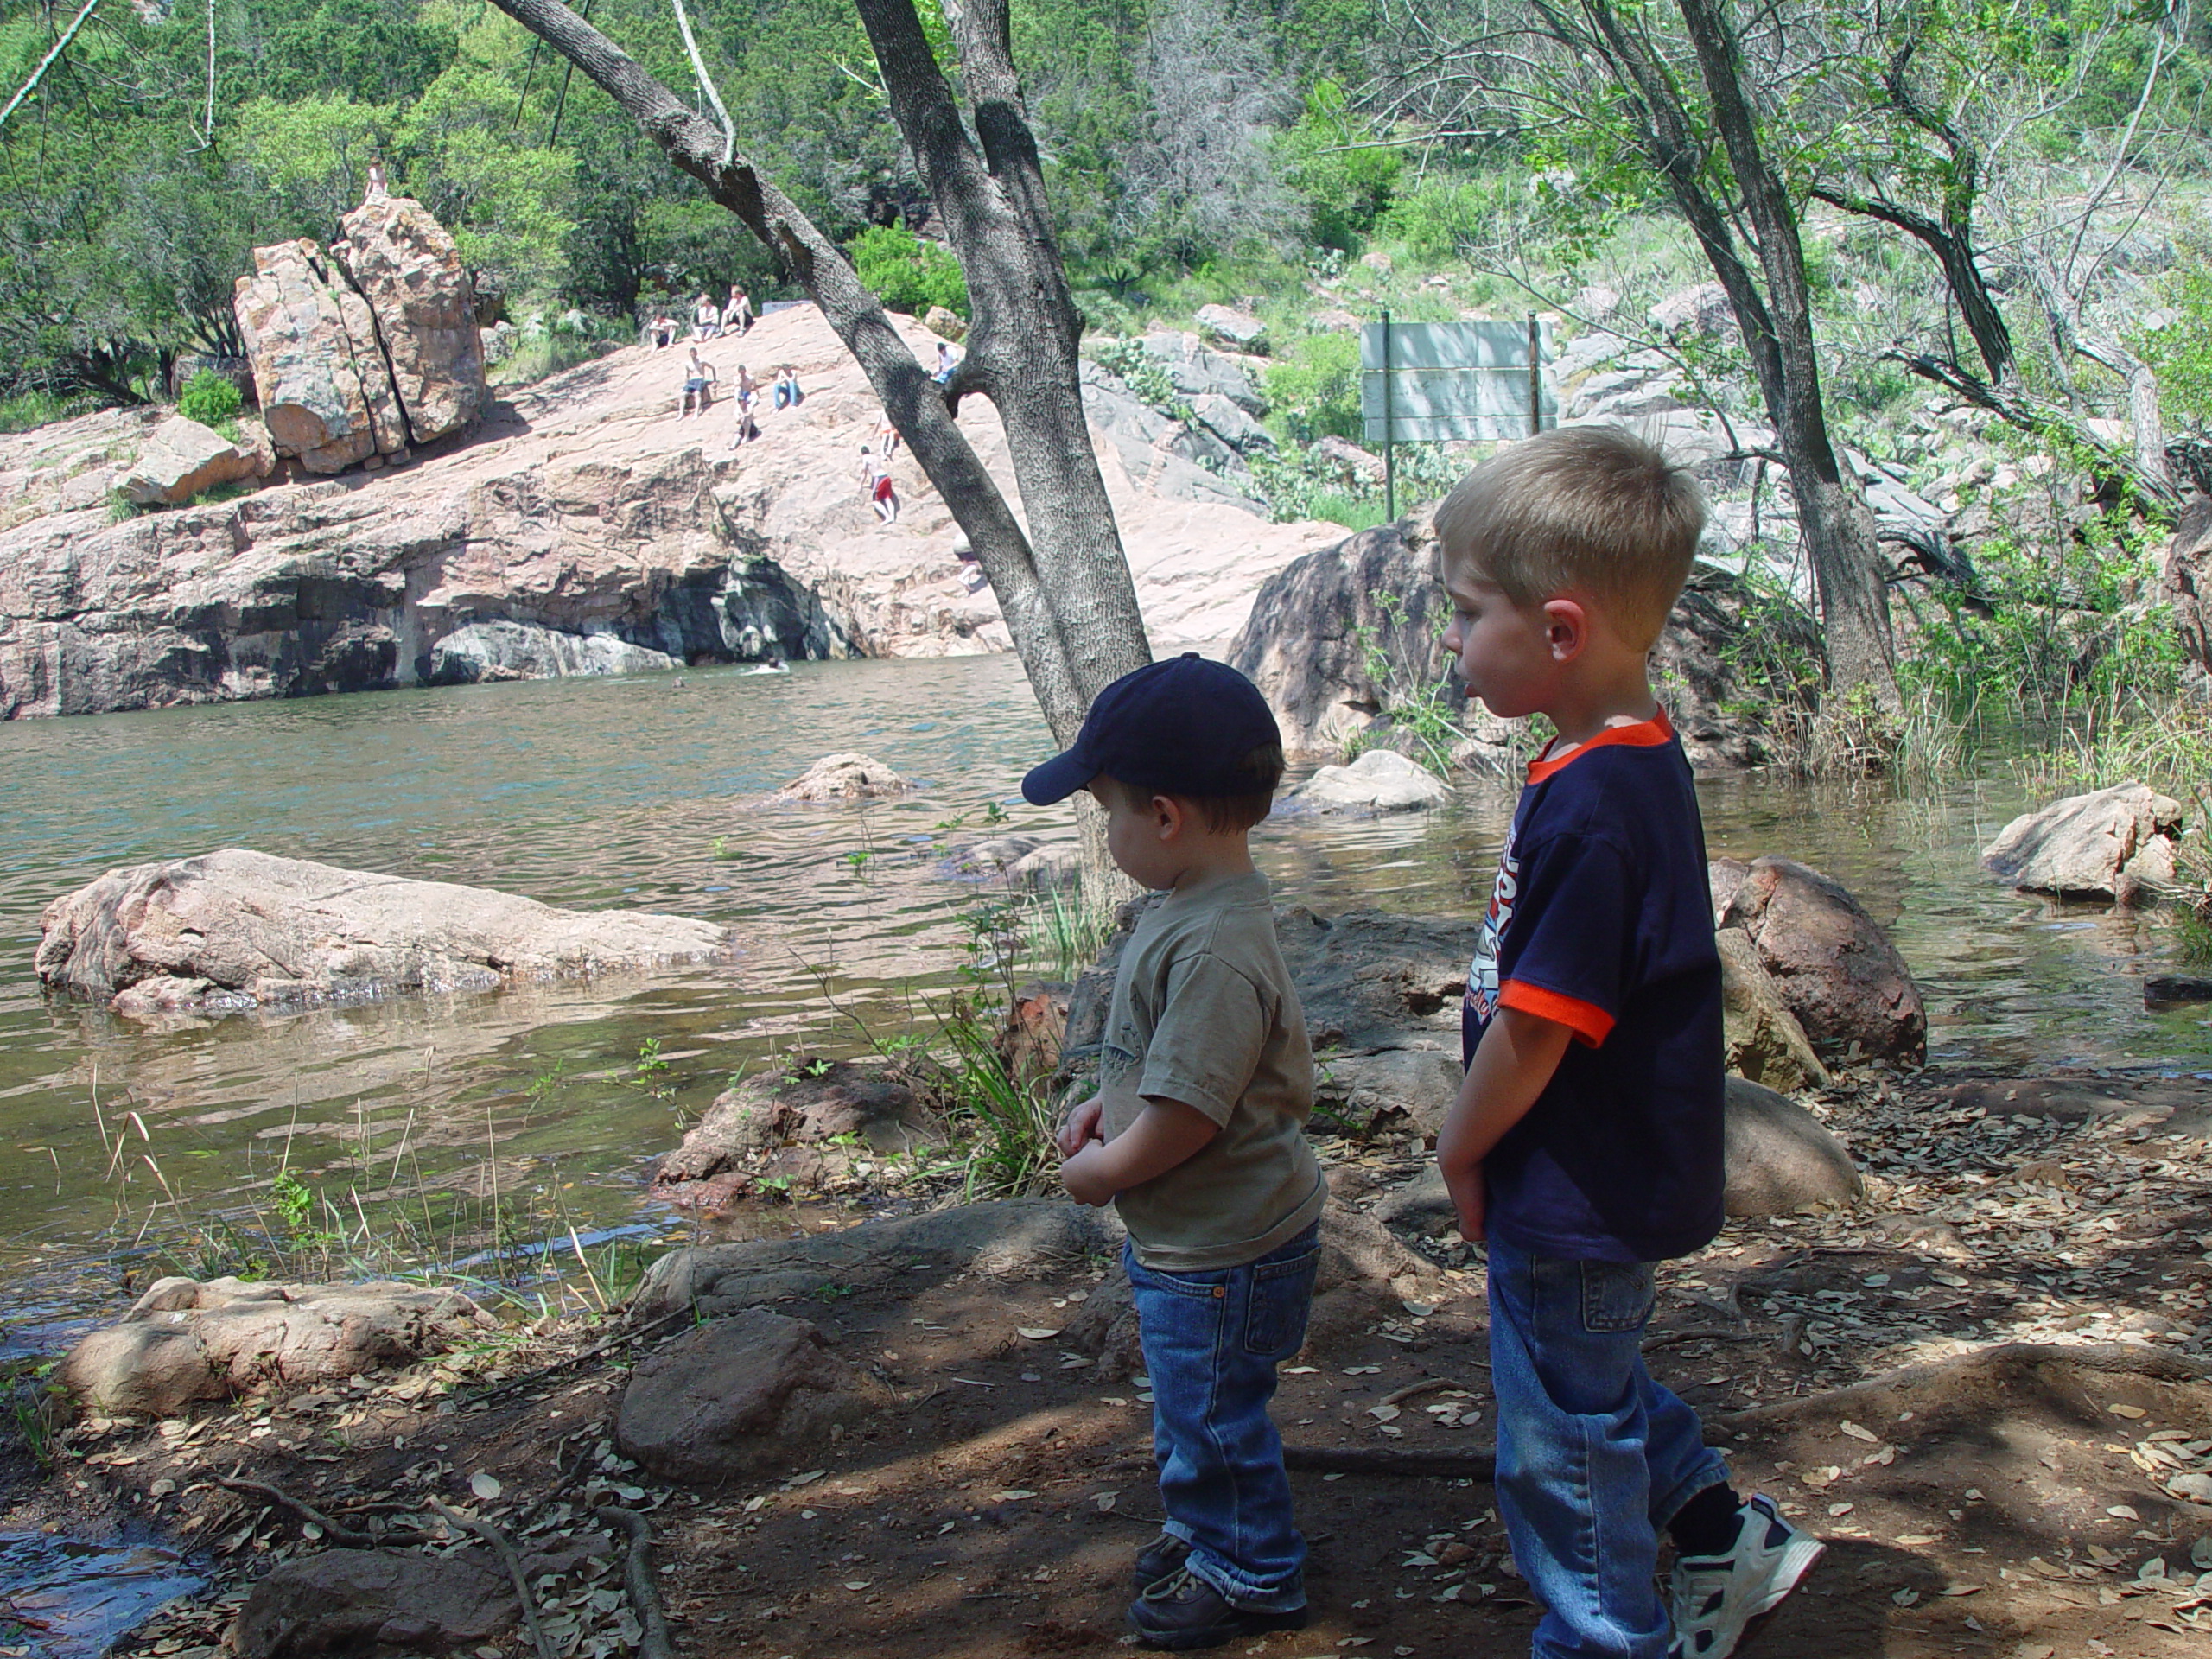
[1673,0,1899,717]
[483,0,1148,899]
[1577,0,1899,722]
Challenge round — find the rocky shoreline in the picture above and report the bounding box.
[13,1057,2208,1659]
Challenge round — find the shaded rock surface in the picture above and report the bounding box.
[1718,930,1829,1093]
[1980,781,2183,903]
[2164,493,2212,676]
[614,1309,883,1485]
[1282,748,1450,813]
[35,848,731,1015]
[1722,1076,1863,1217]
[1716,855,1927,1065]
[2,307,1336,719]
[632,1198,1121,1322]
[119,416,259,506]
[1194,304,1268,353]
[226,1548,517,1659]
[1357,1077,1860,1226]
[59,1276,492,1417]
[770,752,911,803]
[427,619,678,683]
[651,1058,942,1209]
[1228,518,1808,769]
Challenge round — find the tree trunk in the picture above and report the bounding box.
[482,0,1149,903]
[1671,0,1899,714]
[1577,0,1899,715]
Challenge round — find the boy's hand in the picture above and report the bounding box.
[1059,1143,1116,1206]
[1442,1158,1487,1243]
[1057,1096,1104,1160]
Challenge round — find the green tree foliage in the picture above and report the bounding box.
[850,224,968,317]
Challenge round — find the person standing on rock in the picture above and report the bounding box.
[1033,657,1322,1649]
[677,346,716,417]
[728,367,761,447]
[860,446,899,524]
[1430,427,1823,1659]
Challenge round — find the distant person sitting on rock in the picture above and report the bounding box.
[953,531,986,591]
[365,160,390,203]
[931,341,960,385]
[861,446,899,524]
[678,347,717,417]
[648,312,677,350]
[692,293,722,340]
[773,365,802,410]
[874,410,899,460]
[727,284,753,335]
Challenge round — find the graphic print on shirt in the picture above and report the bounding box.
[1465,825,1520,1028]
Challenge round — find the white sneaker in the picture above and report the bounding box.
[1666,1493,1824,1659]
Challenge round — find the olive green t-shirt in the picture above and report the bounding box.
[1099,868,1325,1272]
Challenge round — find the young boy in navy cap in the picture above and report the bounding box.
[1433,427,1822,1659]
[1024,653,1324,1651]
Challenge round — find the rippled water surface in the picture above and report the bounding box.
[2,657,2205,1341]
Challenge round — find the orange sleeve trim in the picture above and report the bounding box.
[1497,979,1615,1047]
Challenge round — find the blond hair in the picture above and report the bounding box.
[1433,426,1706,649]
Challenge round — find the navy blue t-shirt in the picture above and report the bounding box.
[1461,709,1725,1263]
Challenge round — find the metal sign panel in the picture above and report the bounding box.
[1361,318,1554,442]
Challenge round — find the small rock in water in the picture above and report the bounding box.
[2144,974,2212,1007]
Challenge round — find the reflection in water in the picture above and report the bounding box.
[0,1533,204,1659]
[0,657,2204,1338]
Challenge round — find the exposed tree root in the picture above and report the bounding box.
[428,1497,557,1659]
[597,1506,676,1659]
[213,1472,375,1548]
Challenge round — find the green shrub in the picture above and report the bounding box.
[1263,332,1363,443]
[1278,79,1402,250]
[851,225,969,320]
[177,370,244,429]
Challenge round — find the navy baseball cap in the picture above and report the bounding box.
[1021,653,1282,805]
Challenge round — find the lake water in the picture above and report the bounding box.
[2,656,2204,1346]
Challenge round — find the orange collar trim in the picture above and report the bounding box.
[1526,708,1675,785]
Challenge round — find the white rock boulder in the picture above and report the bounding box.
[118,416,258,506]
[1980,781,2183,903]
[35,848,732,1015]
[770,752,912,803]
[59,1276,493,1417]
[1286,748,1451,813]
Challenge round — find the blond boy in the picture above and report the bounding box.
[1433,427,1821,1659]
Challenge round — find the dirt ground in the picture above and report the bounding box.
[6,1063,2210,1659]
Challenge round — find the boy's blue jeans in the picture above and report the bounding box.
[1487,1232,1732,1659]
[1123,1222,1319,1613]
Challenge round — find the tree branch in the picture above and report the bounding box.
[0,0,101,137]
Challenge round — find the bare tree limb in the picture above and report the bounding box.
[0,0,101,138]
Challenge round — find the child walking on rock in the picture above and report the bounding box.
[1030,655,1324,1651]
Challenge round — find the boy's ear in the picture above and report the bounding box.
[1541,598,1588,663]
[1150,793,1186,840]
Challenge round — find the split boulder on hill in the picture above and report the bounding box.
[232,195,487,474]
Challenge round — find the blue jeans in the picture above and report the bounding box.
[1487,1232,1732,1659]
[1124,1224,1319,1613]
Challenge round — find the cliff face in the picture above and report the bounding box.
[0,306,1338,718]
